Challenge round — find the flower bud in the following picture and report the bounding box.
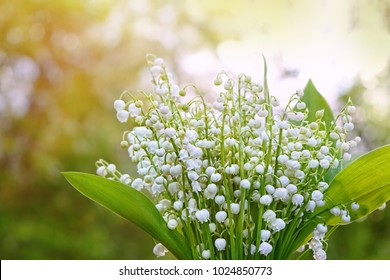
[114,99,126,111]
[167,219,178,230]
[116,110,129,123]
[202,250,210,259]
[297,245,305,253]
[351,202,360,211]
[308,159,319,169]
[344,122,354,132]
[330,206,341,216]
[311,190,323,201]
[215,195,225,205]
[131,178,144,190]
[343,152,352,161]
[306,200,316,212]
[210,173,222,182]
[250,244,257,255]
[318,182,329,191]
[265,184,275,194]
[286,184,297,194]
[240,179,251,189]
[187,170,199,181]
[209,223,216,233]
[173,201,183,211]
[164,127,177,138]
[319,159,330,169]
[205,166,216,176]
[347,105,356,114]
[214,77,222,86]
[313,249,327,260]
[261,230,271,241]
[297,101,306,110]
[230,203,240,214]
[342,214,351,223]
[120,174,131,185]
[316,110,324,118]
[316,224,328,234]
[96,166,107,177]
[255,164,265,174]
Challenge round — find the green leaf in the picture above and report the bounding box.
[301,79,335,128]
[286,144,390,258]
[302,79,340,183]
[324,159,343,183]
[62,172,192,259]
[319,144,390,225]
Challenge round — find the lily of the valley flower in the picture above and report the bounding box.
[95,55,361,260]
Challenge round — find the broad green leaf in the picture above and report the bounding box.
[62,172,192,259]
[324,159,343,183]
[285,144,390,258]
[319,144,390,225]
[301,79,335,128]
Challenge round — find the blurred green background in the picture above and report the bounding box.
[1,0,390,259]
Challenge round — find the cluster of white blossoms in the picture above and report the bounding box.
[95,55,360,260]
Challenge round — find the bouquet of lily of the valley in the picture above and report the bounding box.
[63,55,390,260]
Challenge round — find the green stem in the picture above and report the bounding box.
[202,222,215,260]
[219,111,236,259]
[254,203,265,258]
[236,189,246,259]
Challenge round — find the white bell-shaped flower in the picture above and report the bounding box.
[116,110,129,123]
[215,238,227,251]
[215,211,227,223]
[270,218,286,232]
[240,179,251,189]
[262,210,276,223]
[195,209,210,223]
[153,243,168,257]
[258,242,272,256]
[292,194,304,206]
[202,250,210,259]
[167,219,178,230]
[259,194,273,206]
[230,203,240,214]
[214,195,225,205]
[260,230,271,241]
[311,190,323,201]
[113,99,126,111]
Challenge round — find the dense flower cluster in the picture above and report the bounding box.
[96,55,360,260]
